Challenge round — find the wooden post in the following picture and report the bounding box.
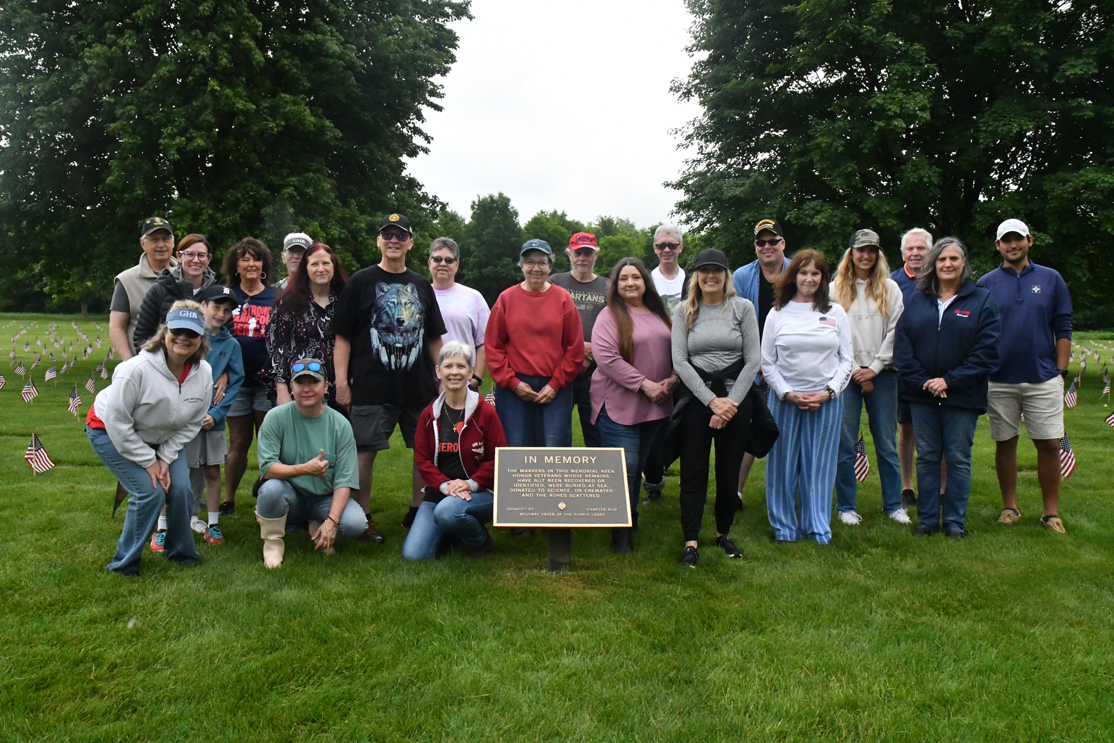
[547,528,571,573]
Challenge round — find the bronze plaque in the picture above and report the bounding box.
[493,448,630,528]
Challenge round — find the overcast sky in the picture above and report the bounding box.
[404,0,703,231]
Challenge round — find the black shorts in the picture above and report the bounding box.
[350,404,423,452]
[898,399,912,425]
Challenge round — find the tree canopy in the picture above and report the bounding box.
[0,0,470,312]
[672,0,1114,325]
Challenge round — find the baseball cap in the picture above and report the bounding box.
[141,217,173,239]
[379,213,413,235]
[754,219,784,237]
[283,233,312,252]
[692,249,730,271]
[849,229,882,249]
[996,219,1030,241]
[166,307,206,336]
[201,285,239,307]
[290,357,326,383]
[568,232,599,251]
[520,238,553,256]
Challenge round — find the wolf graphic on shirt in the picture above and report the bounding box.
[370,281,424,371]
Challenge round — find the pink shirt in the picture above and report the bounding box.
[590,307,675,425]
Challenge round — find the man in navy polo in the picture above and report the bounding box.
[976,219,1072,533]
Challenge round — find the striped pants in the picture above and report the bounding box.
[765,392,843,544]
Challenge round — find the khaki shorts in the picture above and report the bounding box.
[987,376,1064,441]
[182,427,229,467]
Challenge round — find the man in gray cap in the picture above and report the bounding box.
[276,232,313,290]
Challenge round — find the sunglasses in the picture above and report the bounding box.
[169,328,201,340]
[380,230,411,242]
[756,238,783,247]
[291,361,323,373]
[655,242,680,251]
[430,256,457,264]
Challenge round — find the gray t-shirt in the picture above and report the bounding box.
[110,282,131,313]
[550,272,609,341]
[671,297,761,407]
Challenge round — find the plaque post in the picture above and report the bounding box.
[547,528,571,572]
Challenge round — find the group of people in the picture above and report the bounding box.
[87,211,1072,575]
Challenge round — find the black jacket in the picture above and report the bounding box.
[894,279,1001,412]
[132,266,216,349]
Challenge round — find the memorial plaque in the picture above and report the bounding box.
[494,448,630,528]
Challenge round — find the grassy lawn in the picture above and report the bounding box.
[0,312,1111,741]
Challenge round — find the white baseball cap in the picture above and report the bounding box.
[996,219,1030,241]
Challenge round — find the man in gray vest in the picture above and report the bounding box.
[109,217,177,360]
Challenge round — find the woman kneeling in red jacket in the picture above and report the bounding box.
[404,340,507,560]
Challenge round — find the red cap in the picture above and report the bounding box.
[568,232,599,250]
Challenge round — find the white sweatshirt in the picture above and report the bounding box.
[761,301,854,399]
[93,350,213,468]
[829,278,904,373]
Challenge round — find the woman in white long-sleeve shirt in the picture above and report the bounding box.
[830,230,907,527]
[761,250,854,544]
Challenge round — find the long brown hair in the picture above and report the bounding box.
[774,249,832,313]
[606,258,671,364]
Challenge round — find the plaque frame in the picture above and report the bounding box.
[493,447,630,528]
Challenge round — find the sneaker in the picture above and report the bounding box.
[204,524,224,545]
[715,534,742,558]
[150,529,166,551]
[838,510,863,526]
[901,489,917,508]
[190,516,207,534]
[219,500,235,516]
[945,528,967,540]
[1041,515,1066,534]
[681,545,699,568]
[888,508,912,525]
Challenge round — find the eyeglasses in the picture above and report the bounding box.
[380,230,411,242]
[179,251,209,261]
[169,328,201,340]
[654,242,680,252]
[756,238,783,247]
[570,248,596,257]
[144,234,174,244]
[430,256,457,264]
[291,361,323,373]
[523,260,550,269]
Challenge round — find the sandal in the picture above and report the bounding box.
[1041,515,1066,534]
[997,508,1021,524]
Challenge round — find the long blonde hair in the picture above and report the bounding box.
[832,247,893,320]
[683,267,737,329]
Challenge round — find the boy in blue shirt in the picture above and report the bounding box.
[976,219,1072,533]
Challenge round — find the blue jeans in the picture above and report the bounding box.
[402,490,495,561]
[494,374,573,448]
[836,370,903,514]
[88,426,198,575]
[595,406,666,524]
[909,403,980,532]
[255,479,367,538]
[573,374,602,447]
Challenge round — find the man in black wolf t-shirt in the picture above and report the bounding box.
[333,214,446,543]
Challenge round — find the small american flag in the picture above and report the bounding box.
[95,337,102,348]
[1069,351,1075,363]
[30,356,41,369]
[1058,434,1076,479]
[48,352,55,361]
[1103,380,1111,399]
[21,378,38,402]
[85,374,96,394]
[100,365,108,379]
[854,434,870,482]
[23,342,29,351]
[484,387,497,409]
[24,433,55,474]
[44,365,57,382]
[14,361,25,376]
[0,372,5,390]
[67,386,81,415]
[107,349,114,360]
[1064,381,1078,408]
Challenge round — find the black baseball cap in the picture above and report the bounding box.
[201,285,239,307]
[141,216,173,239]
[692,249,730,271]
[754,219,783,238]
[379,213,413,235]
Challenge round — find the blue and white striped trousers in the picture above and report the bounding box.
[765,392,843,544]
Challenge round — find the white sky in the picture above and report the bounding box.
[405,0,702,230]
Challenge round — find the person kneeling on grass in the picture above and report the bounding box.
[254,357,366,568]
[403,341,506,561]
[87,303,212,576]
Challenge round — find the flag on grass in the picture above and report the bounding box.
[67,386,81,415]
[21,379,38,402]
[44,365,57,382]
[854,434,871,482]
[22,342,29,352]
[30,356,41,369]
[0,372,5,390]
[1069,350,1075,363]
[85,374,96,394]
[24,433,55,473]
[100,366,108,379]
[485,387,497,409]
[1059,434,1076,479]
[14,361,25,376]
[48,352,54,361]
[1064,381,1078,408]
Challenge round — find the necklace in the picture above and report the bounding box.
[443,404,465,431]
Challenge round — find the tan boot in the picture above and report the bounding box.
[255,511,287,568]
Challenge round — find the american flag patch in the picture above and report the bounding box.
[819,317,837,328]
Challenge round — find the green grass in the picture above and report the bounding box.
[1,312,1112,741]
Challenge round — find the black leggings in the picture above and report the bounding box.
[678,394,752,542]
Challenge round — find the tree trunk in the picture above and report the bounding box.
[81,301,88,321]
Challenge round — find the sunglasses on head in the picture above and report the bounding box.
[169,328,201,340]
[756,237,783,247]
[380,230,410,242]
[655,242,680,251]
[292,361,323,373]
[430,256,457,264]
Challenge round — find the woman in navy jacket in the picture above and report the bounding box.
[894,238,1000,538]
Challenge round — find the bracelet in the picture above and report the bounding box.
[326,516,339,529]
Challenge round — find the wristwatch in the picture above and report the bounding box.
[1058,368,1069,379]
[825,386,835,401]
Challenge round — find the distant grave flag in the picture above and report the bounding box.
[1064,381,1078,408]
[24,433,55,474]
[14,361,26,376]
[21,378,38,402]
[485,387,497,409]
[100,366,108,379]
[0,372,5,391]
[85,375,96,394]
[854,434,871,482]
[67,386,81,416]
[44,365,57,382]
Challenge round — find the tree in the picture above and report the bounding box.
[463,193,523,305]
[672,0,1114,324]
[0,0,469,312]
[522,210,586,273]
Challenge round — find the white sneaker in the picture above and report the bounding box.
[888,508,912,525]
[838,510,863,526]
[191,516,207,534]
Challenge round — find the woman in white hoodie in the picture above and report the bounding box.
[830,230,906,527]
[87,301,213,576]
